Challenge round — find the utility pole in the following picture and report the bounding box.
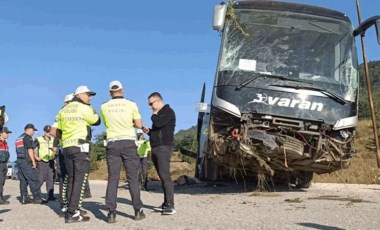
[356,0,380,167]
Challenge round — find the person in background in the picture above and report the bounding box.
[0,127,11,205]
[54,93,72,215]
[53,86,101,223]
[0,109,8,222]
[101,80,145,223]
[16,124,46,205]
[136,130,151,191]
[143,92,176,215]
[34,125,59,201]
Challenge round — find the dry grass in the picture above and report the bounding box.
[89,152,196,181]
[314,119,380,184]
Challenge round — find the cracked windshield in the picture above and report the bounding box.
[218,9,358,102]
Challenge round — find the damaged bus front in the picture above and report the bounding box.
[196,1,380,189]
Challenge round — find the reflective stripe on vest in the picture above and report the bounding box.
[36,136,55,161]
[15,134,27,159]
[0,140,10,163]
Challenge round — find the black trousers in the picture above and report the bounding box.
[139,157,148,181]
[63,146,90,214]
[37,160,55,197]
[152,145,174,207]
[17,159,41,198]
[57,150,68,207]
[105,140,143,211]
[0,163,6,195]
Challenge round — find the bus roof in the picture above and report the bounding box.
[235,0,351,23]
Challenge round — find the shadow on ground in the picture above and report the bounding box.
[298,222,345,230]
[131,180,309,195]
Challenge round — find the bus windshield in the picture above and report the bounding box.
[218,9,359,102]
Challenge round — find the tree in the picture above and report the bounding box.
[89,131,106,171]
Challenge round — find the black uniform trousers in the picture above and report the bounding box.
[152,145,174,207]
[0,163,7,196]
[57,150,68,207]
[105,139,143,211]
[63,146,90,214]
[17,158,41,198]
[37,160,55,197]
[139,157,148,181]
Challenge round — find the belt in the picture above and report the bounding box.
[107,137,135,143]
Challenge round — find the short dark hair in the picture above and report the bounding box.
[148,92,162,100]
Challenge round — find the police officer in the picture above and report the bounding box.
[55,93,73,212]
[143,92,176,215]
[16,124,45,204]
[0,127,11,205]
[53,86,101,223]
[34,125,59,201]
[0,110,8,223]
[101,80,145,222]
[53,93,86,216]
[136,130,151,191]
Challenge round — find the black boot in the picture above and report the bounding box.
[65,211,90,223]
[21,196,32,205]
[0,198,9,205]
[134,209,145,221]
[107,211,116,223]
[0,193,9,204]
[33,197,48,204]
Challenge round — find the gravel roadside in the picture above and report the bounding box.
[0,179,379,230]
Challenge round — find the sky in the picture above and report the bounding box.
[1,0,379,160]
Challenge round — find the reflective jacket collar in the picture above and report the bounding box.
[112,96,124,99]
[72,96,89,105]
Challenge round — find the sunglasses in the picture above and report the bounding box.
[149,100,159,106]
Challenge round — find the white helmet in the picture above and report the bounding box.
[64,93,74,103]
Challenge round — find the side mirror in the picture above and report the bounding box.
[213,2,227,31]
[195,102,210,113]
[353,16,380,45]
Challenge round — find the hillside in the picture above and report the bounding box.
[358,60,380,119]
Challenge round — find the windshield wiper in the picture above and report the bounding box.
[270,83,347,105]
[235,72,309,91]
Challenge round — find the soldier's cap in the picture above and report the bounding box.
[109,80,123,92]
[64,93,74,103]
[24,123,38,131]
[74,85,96,96]
[43,125,51,132]
[0,127,12,134]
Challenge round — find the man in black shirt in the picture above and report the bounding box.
[143,92,176,215]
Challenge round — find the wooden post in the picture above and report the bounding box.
[356,0,380,167]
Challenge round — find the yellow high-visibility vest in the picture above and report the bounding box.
[36,136,56,161]
[101,98,141,140]
[137,140,151,158]
[56,101,100,148]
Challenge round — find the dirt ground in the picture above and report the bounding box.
[1,179,380,230]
